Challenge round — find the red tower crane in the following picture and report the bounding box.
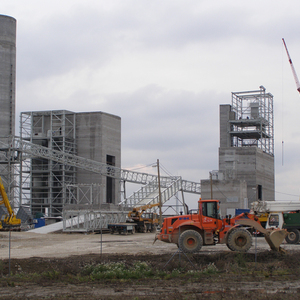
[282,38,300,94]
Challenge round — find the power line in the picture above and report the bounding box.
[275,190,300,198]
[123,163,156,171]
[159,163,174,177]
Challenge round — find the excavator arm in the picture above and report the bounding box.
[0,177,21,229]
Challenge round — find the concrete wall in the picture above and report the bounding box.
[0,15,16,138]
[76,111,121,205]
[218,147,274,203]
[219,104,233,148]
[200,179,248,217]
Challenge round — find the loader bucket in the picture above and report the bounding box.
[235,219,288,252]
[264,230,288,252]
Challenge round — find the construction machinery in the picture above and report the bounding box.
[127,203,160,233]
[282,38,300,94]
[154,199,287,253]
[235,208,268,229]
[107,223,136,235]
[0,177,21,230]
[252,200,300,244]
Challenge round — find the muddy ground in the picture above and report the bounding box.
[0,232,300,299]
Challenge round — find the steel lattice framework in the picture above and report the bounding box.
[230,86,274,156]
[0,136,201,209]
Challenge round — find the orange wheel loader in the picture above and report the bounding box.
[154,199,287,253]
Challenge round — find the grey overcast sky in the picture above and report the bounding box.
[1,0,300,205]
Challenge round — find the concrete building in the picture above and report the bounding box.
[20,110,121,217]
[76,111,121,205]
[0,15,17,202]
[0,15,16,139]
[201,86,274,216]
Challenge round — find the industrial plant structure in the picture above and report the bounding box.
[0,14,124,219]
[201,86,275,216]
[0,14,200,228]
[19,110,121,217]
[0,14,275,228]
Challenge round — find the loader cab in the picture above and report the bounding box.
[266,213,284,229]
[200,200,221,220]
[199,199,222,231]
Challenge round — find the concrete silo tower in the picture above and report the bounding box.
[0,15,16,208]
[0,15,16,139]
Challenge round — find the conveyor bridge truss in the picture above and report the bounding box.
[0,136,201,232]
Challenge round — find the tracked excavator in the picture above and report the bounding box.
[127,203,159,233]
[0,177,21,230]
[154,199,287,253]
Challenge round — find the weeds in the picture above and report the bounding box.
[42,270,60,280]
[235,253,247,268]
[82,260,221,281]
[202,262,218,274]
[0,252,298,285]
[83,261,155,280]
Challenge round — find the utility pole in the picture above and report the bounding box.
[210,172,213,199]
[156,159,163,227]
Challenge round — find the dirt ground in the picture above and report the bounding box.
[0,231,300,299]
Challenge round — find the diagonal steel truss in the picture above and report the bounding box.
[0,136,201,232]
[12,136,200,192]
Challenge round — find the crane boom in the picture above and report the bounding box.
[282,38,300,94]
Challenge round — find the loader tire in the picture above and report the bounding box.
[227,228,252,252]
[178,230,203,253]
[285,229,300,244]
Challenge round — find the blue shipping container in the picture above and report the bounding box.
[33,218,45,228]
[235,209,250,216]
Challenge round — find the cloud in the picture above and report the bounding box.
[15,0,300,83]
[99,85,223,180]
[3,0,300,205]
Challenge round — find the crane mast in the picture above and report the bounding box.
[282,38,300,94]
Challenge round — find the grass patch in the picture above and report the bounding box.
[81,260,221,281]
[83,261,155,280]
[1,251,300,285]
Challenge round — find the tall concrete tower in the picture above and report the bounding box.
[0,15,16,207]
[0,15,16,139]
[201,86,274,217]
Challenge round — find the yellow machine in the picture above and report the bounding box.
[127,203,160,233]
[258,213,269,229]
[0,177,21,230]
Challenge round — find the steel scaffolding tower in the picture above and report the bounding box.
[20,110,76,217]
[230,86,274,156]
